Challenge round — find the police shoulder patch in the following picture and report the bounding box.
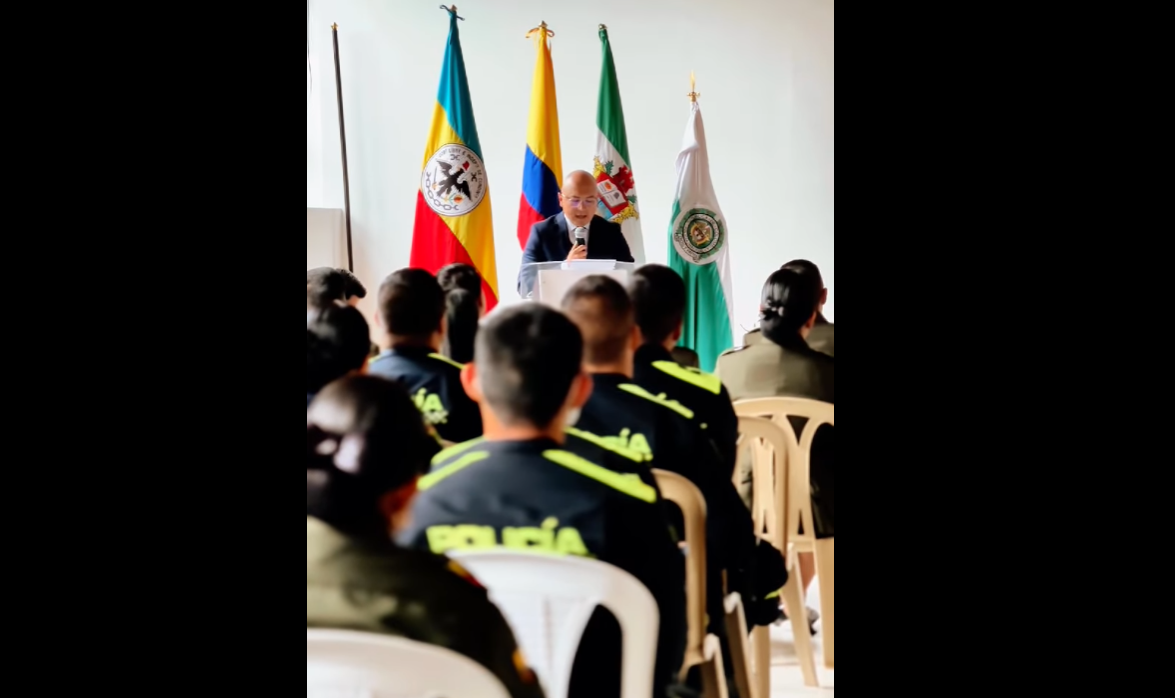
[651,359,723,394]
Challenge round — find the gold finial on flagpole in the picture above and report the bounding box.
[331,23,338,30]
[526,21,554,39]
[688,72,699,102]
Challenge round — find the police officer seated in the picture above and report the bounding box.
[397,303,688,698]
[308,266,367,308]
[562,276,786,630]
[307,375,543,698]
[716,268,834,609]
[629,265,741,478]
[307,303,371,407]
[367,268,482,443]
[741,259,833,357]
[308,267,345,313]
[437,262,485,364]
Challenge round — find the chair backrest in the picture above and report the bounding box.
[449,549,658,698]
[734,416,795,554]
[306,628,511,698]
[735,397,833,550]
[734,397,834,454]
[651,468,707,673]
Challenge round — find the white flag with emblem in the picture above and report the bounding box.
[668,99,735,372]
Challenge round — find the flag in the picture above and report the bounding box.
[516,25,563,249]
[593,26,645,264]
[668,99,735,372]
[411,10,499,310]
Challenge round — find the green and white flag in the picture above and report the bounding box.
[592,26,645,264]
[668,99,734,372]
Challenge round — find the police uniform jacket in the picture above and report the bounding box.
[435,429,679,549]
[434,429,663,495]
[575,373,787,628]
[307,516,543,698]
[366,346,482,443]
[633,344,740,479]
[399,438,686,698]
[575,374,750,559]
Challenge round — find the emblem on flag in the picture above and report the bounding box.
[421,144,487,216]
[672,207,725,264]
[592,156,639,225]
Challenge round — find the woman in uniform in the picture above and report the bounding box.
[715,267,834,618]
[436,263,485,364]
[307,375,543,698]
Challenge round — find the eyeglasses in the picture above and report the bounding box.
[565,197,599,208]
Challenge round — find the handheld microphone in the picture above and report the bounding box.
[574,227,587,249]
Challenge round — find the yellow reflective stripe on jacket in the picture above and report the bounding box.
[542,450,657,503]
[564,426,649,462]
[431,437,485,468]
[428,352,465,370]
[651,360,723,394]
[419,451,489,490]
[616,383,696,420]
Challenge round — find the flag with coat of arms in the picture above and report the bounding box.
[592,25,645,264]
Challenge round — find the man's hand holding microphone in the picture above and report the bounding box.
[566,226,588,261]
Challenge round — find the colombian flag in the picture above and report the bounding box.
[411,11,499,309]
[516,26,563,249]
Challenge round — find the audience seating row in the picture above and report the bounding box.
[307,397,833,698]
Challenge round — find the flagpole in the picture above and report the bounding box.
[331,23,354,273]
[688,71,699,103]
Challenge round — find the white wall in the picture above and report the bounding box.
[307,0,834,331]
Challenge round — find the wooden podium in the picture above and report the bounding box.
[522,261,637,309]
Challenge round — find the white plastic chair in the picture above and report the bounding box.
[306,628,510,698]
[735,397,834,670]
[735,416,818,694]
[449,549,658,698]
[723,592,753,698]
[651,468,730,698]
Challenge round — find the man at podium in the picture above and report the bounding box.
[517,170,635,297]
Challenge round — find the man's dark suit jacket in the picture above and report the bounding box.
[517,213,635,296]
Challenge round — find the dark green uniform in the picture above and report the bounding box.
[716,333,835,537]
[743,317,834,357]
[307,516,544,698]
